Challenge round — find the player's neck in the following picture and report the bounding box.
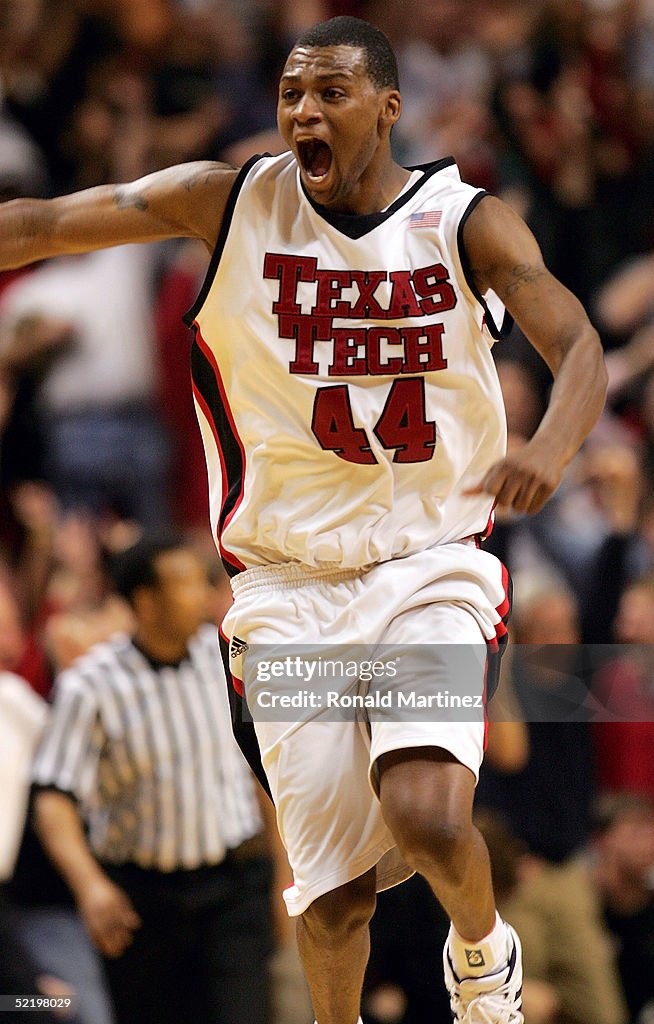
[329,160,411,216]
[376,162,413,211]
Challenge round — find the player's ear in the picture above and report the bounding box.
[379,89,401,131]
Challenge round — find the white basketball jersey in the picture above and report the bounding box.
[185,152,509,575]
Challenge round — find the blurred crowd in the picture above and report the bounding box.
[1,0,654,1022]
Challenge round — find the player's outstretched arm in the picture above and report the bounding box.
[0,161,240,271]
[463,195,607,515]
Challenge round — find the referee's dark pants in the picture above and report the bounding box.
[101,853,273,1024]
[0,892,60,1024]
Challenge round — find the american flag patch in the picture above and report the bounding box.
[409,211,442,228]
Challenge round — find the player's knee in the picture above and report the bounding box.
[301,870,376,943]
[390,804,472,878]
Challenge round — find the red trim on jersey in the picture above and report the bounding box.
[494,562,511,634]
[192,325,247,573]
[476,501,497,545]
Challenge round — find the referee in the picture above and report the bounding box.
[31,536,273,1024]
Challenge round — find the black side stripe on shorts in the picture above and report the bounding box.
[219,633,271,800]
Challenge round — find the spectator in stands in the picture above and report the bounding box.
[489,349,650,643]
[393,0,496,182]
[477,575,596,862]
[477,808,628,1024]
[0,247,170,527]
[0,571,52,699]
[0,486,134,692]
[588,793,654,1024]
[592,577,654,798]
[0,665,114,1024]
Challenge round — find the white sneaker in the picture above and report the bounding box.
[443,924,524,1023]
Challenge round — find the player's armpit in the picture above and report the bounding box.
[0,161,240,271]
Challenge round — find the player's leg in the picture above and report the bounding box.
[221,568,413,1024]
[258,712,392,1024]
[296,868,376,1024]
[378,748,522,1023]
[379,747,494,941]
[371,587,522,1023]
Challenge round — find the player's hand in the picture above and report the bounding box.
[77,876,141,958]
[463,440,564,515]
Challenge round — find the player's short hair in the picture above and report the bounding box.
[294,16,399,91]
[110,534,186,605]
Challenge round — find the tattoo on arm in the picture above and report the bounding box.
[505,263,547,297]
[183,169,213,193]
[112,186,149,212]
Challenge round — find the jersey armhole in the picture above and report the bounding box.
[183,154,267,327]
[456,191,514,341]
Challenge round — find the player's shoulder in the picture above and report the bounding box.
[231,151,296,193]
[410,156,478,196]
[460,191,539,272]
[180,154,295,244]
[163,160,241,216]
[401,156,487,227]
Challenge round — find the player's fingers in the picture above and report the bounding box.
[511,477,543,513]
[495,480,525,509]
[525,483,553,515]
[463,463,510,499]
[462,458,513,497]
[483,465,526,508]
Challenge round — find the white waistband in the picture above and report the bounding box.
[230,538,477,598]
[230,562,365,597]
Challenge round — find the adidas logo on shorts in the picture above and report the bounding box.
[230,636,248,658]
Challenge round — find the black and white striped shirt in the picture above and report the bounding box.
[32,625,262,872]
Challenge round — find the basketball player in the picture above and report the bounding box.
[0,17,606,1024]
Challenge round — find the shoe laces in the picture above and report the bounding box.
[449,980,523,1024]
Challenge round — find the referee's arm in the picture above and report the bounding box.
[34,790,141,957]
[31,675,141,958]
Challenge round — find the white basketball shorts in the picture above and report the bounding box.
[220,541,509,917]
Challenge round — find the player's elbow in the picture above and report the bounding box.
[565,322,608,398]
[582,323,608,396]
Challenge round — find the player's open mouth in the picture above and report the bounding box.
[297,138,333,183]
